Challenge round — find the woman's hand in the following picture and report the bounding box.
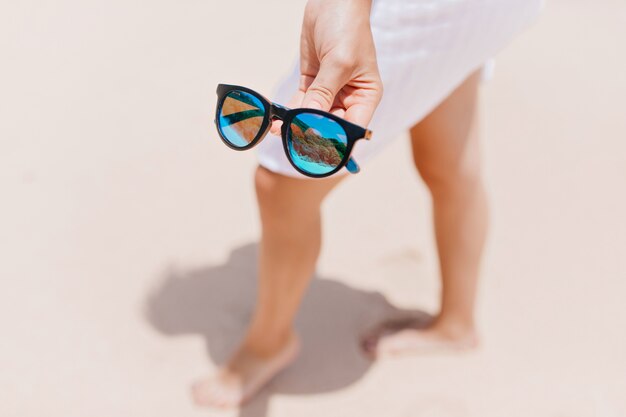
[278,0,383,131]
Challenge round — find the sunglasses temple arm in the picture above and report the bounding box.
[345,129,371,173]
[345,157,360,174]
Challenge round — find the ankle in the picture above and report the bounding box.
[432,315,477,338]
[242,328,297,358]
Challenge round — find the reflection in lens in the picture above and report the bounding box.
[287,113,348,175]
[218,90,266,147]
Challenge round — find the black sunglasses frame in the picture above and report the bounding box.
[215,83,372,178]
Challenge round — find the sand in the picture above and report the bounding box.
[1,0,625,416]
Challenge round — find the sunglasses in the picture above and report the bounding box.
[214,84,372,178]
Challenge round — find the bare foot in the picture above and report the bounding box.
[361,317,478,358]
[191,332,300,408]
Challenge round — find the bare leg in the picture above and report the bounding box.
[362,70,488,356]
[193,166,344,407]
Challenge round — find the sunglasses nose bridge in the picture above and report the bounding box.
[270,103,289,120]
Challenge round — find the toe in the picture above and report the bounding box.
[191,377,244,409]
[191,381,210,406]
[360,334,380,357]
[375,333,404,356]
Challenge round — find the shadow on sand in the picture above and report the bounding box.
[145,243,429,417]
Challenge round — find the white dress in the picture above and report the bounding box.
[257,0,544,178]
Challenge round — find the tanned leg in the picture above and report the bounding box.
[193,166,344,407]
[362,70,487,356]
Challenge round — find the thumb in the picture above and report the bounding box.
[301,61,351,111]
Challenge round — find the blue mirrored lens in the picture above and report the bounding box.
[218,90,266,147]
[287,113,348,175]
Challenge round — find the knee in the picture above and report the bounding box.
[254,166,323,235]
[254,165,304,216]
[416,157,483,196]
[254,165,283,205]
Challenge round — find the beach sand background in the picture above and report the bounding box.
[1,1,625,416]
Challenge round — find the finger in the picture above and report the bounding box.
[301,60,351,111]
[329,107,346,119]
[269,88,306,135]
[344,101,377,128]
[269,119,283,136]
[288,88,306,108]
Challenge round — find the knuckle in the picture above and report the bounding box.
[308,84,335,105]
[254,166,280,196]
[375,80,384,102]
[329,53,354,71]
